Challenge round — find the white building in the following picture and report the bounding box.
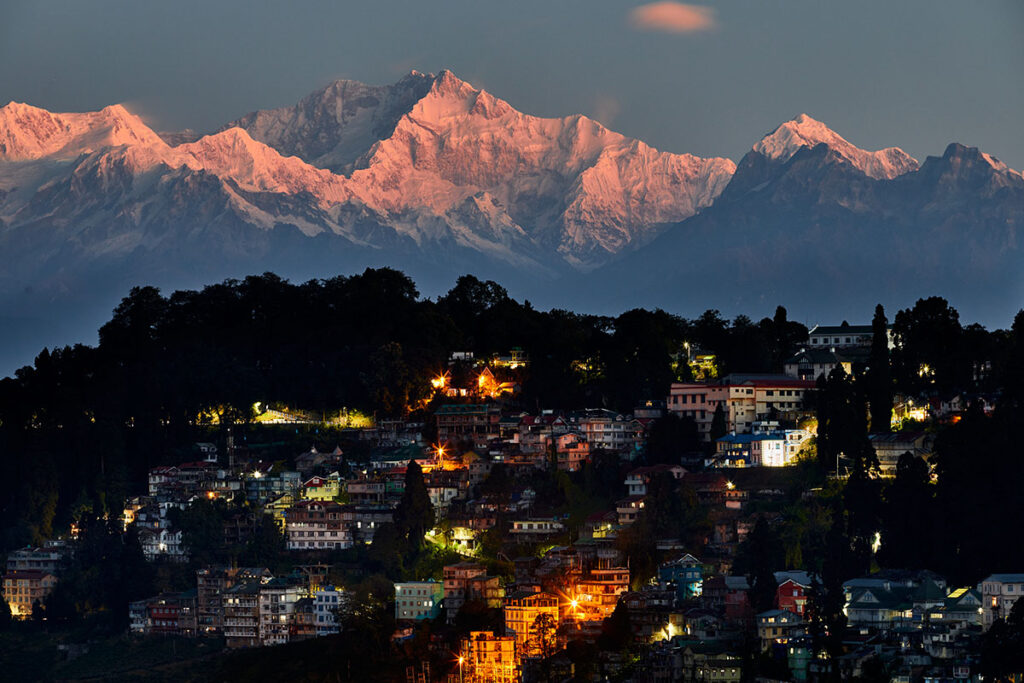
[314,585,347,636]
[668,375,814,441]
[980,574,1024,629]
[258,579,303,646]
[139,528,188,562]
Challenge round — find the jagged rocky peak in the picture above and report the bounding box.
[223,70,436,172]
[753,113,918,180]
[0,101,166,161]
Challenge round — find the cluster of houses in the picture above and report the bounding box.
[129,566,348,647]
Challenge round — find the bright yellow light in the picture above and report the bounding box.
[458,656,465,665]
[726,481,735,490]
[569,599,578,609]
[206,491,216,499]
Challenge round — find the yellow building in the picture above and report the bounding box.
[460,631,518,683]
[3,570,58,619]
[503,591,559,656]
[300,474,341,502]
[263,492,295,530]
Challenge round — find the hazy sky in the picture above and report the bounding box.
[2,0,1022,169]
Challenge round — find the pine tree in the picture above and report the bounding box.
[710,403,728,442]
[394,460,435,553]
[867,305,893,432]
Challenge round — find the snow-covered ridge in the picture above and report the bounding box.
[3,75,1018,274]
[0,101,167,161]
[754,113,919,180]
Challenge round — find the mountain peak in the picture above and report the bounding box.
[428,69,475,98]
[0,101,165,161]
[753,113,918,180]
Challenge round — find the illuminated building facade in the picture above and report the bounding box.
[459,630,518,683]
[2,570,57,619]
[394,580,442,621]
[503,590,559,654]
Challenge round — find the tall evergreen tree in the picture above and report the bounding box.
[866,304,893,432]
[740,517,783,614]
[394,460,435,553]
[709,403,728,442]
[877,452,933,569]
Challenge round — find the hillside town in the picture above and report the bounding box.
[4,298,1023,683]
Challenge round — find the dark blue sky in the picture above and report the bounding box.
[2,0,1022,168]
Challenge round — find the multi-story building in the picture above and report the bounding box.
[776,576,810,617]
[552,432,590,472]
[285,500,352,550]
[980,574,1024,629]
[756,609,804,650]
[138,527,188,563]
[467,574,505,609]
[658,554,704,601]
[2,570,58,619]
[667,375,814,440]
[574,568,630,625]
[4,542,70,575]
[344,478,388,505]
[436,404,502,450]
[783,348,854,381]
[444,562,488,620]
[341,504,393,545]
[196,566,272,634]
[806,323,892,350]
[259,578,303,646]
[571,409,648,454]
[503,590,559,655]
[129,590,198,636]
[624,465,687,497]
[300,474,342,502]
[867,431,935,476]
[290,597,317,641]
[460,631,518,683]
[509,518,565,539]
[394,580,443,621]
[313,585,346,636]
[223,582,263,648]
[713,428,811,468]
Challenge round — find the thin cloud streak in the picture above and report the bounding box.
[629,2,716,34]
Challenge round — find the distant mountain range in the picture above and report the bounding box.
[1,70,1021,374]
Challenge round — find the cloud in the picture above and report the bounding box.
[629,2,716,34]
[592,95,621,128]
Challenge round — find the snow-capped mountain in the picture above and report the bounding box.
[225,70,736,265]
[0,73,1021,375]
[752,113,918,180]
[575,122,1024,327]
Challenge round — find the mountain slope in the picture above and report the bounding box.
[227,70,736,266]
[570,125,1023,326]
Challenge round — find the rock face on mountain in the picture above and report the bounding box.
[222,71,436,173]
